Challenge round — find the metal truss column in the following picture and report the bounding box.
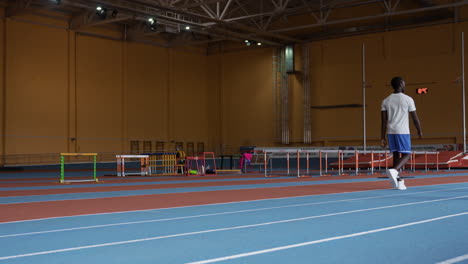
[302,44,312,144]
[278,46,289,144]
[273,47,289,144]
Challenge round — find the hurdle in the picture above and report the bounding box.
[142,152,185,175]
[185,152,217,176]
[258,148,441,178]
[60,153,98,183]
[116,155,149,177]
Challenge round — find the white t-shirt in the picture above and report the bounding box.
[381,93,416,134]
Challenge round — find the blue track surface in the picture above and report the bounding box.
[0,172,466,204]
[1,182,468,263]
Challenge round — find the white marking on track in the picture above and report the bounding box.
[0,194,468,261]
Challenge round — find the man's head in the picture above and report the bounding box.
[391,76,405,92]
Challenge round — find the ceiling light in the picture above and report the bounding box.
[96,6,107,18]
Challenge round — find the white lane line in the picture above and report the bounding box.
[186,212,468,264]
[436,254,468,264]
[2,186,468,238]
[1,194,468,261]
[2,181,468,225]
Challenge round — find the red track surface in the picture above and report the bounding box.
[1,175,468,223]
[0,175,381,196]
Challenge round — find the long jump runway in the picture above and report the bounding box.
[0,173,468,263]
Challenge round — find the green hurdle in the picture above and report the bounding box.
[60,153,98,183]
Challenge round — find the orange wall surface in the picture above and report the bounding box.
[5,20,68,155]
[1,15,468,157]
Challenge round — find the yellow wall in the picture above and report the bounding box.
[215,23,467,150]
[75,34,123,153]
[218,48,276,149]
[0,17,211,156]
[1,13,468,157]
[5,19,68,154]
[126,42,169,142]
[170,50,208,143]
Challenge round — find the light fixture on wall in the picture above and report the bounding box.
[96,6,107,19]
[184,25,191,30]
[111,10,118,18]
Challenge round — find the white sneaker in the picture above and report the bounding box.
[386,169,398,188]
[397,180,407,190]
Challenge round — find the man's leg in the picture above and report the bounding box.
[386,134,410,189]
[393,153,411,171]
[392,152,400,169]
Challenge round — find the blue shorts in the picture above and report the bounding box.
[388,134,411,154]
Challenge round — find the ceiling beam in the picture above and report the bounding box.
[271,0,468,33]
[6,0,36,17]
[70,8,133,30]
[107,0,299,42]
[183,0,225,9]
[89,0,284,45]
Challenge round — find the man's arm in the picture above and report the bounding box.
[381,111,388,148]
[410,111,423,139]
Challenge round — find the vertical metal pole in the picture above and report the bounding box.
[325,152,328,174]
[362,43,367,151]
[463,32,467,153]
[425,152,428,172]
[338,151,341,176]
[93,155,97,182]
[297,150,300,178]
[60,155,64,183]
[319,151,322,176]
[122,157,125,177]
[355,150,359,175]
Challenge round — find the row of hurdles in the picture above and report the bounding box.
[115,150,468,178]
[58,149,468,183]
[245,149,468,177]
[116,151,217,177]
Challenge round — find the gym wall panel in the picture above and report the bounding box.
[206,53,222,151]
[309,41,325,143]
[0,18,4,158]
[289,53,304,143]
[360,35,389,142]
[388,24,453,59]
[310,25,461,145]
[316,38,364,139]
[126,42,169,142]
[384,24,460,141]
[221,48,275,147]
[3,11,468,158]
[308,23,463,146]
[169,50,209,143]
[5,20,68,154]
[75,35,123,153]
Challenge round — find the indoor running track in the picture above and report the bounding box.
[1,179,468,263]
